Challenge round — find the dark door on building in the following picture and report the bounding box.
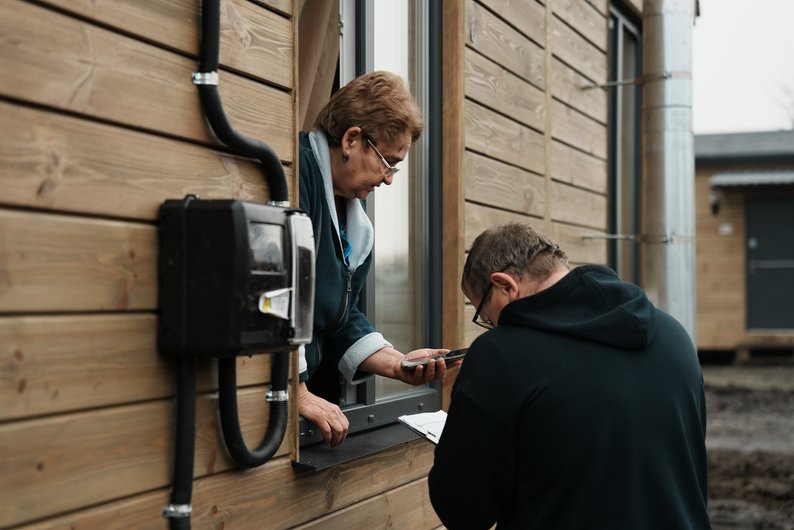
[746,197,794,330]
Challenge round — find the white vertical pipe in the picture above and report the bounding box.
[641,0,697,340]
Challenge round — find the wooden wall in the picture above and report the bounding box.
[442,0,611,348]
[0,1,441,528]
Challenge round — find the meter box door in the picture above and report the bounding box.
[158,197,315,358]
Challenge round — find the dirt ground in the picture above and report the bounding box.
[703,363,794,529]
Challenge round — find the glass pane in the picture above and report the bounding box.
[370,0,428,399]
[617,26,640,283]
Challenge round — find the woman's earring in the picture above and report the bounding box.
[342,153,350,162]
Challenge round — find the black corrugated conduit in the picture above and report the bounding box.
[194,0,289,205]
[218,351,291,467]
[163,1,293,528]
[163,359,196,530]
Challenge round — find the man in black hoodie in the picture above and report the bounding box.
[428,223,710,530]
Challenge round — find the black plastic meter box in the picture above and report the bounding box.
[158,196,315,357]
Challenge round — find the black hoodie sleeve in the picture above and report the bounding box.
[428,350,517,529]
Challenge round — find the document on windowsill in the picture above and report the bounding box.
[398,410,447,444]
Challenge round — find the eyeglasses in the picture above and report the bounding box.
[471,263,515,330]
[366,138,400,178]
[472,282,496,330]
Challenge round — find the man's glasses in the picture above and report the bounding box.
[471,263,516,330]
[472,282,496,330]
[366,137,400,178]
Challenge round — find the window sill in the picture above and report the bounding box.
[292,423,421,471]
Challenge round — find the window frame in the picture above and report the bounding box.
[607,5,643,284]
[298,0,442,448]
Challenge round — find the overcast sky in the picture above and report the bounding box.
[693,0,794,134]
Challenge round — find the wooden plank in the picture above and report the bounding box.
[0,210,157,312]
[0,1,293,160]
[586,0,609,16]
[465,100,546,175]
[549,139,608,193]
[292,478,441,529]
[550,57,607,124]
[549,14,607,84]
[550,0,608,52]
[465,1,546,89]
[442,0,467,403]
[0,101,292,221]
[465,151,546,217]
[0,314,273,420]
[18,439,435,530]
[476,0,546,47]
[464,304,488,346]
[550,99,607,159]
[464,202,542,250]
[0,388,293,528]
[549,181,607,229]
[465,48,546,132]
[38,0,293,88]
[546,221,607,265]
[251,0,294,17]
[465,204,605,264]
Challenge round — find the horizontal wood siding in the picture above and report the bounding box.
[549,139,608,193]
[17,440,435,530]
[465,100,546,174]
[466,1,546,89]
[1,387,292,527]
[0,315,271,420]
[0,1,294,161]
[456,0,609,352]
[39,0,294,88]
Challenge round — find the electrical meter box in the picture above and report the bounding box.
[158,196,315,358]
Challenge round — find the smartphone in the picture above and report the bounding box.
[400,348,468,372]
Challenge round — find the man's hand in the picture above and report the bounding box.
[297,382,349,448]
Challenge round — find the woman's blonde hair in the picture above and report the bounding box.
[314,71,424,147]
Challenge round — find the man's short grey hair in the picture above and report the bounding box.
[462,222,569,299]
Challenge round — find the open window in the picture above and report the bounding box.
[296,0,442,466]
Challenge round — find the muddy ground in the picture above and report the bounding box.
[703,363,794,529]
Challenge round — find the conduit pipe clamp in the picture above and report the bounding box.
[162,503,192,519]
[266,390,289,402]
[192,71,219,86]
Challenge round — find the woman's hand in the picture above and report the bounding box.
[358,346,464,386]
[297,382,349,448]
[396,348,458,385]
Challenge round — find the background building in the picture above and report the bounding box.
[695,130,794,361]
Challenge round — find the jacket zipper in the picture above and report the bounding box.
[331,269,353,331]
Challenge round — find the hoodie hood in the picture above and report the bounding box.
[498,265,657,350]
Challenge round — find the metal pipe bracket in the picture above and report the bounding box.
[162,504,192,519]
[192,71,219,86]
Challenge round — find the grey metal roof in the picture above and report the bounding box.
[695,130,794,163]
[709,169,794,188]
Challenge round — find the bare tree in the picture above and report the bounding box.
[772,77,794,129]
